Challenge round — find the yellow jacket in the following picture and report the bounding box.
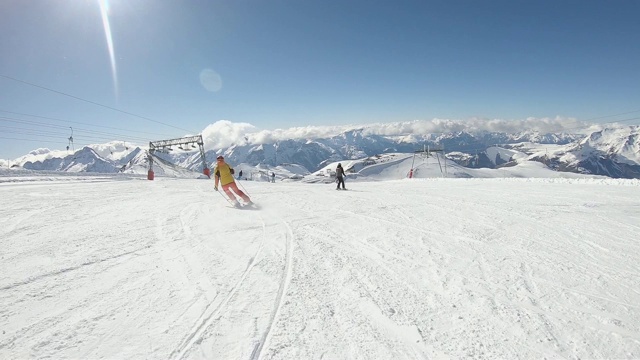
[214,163,235,186]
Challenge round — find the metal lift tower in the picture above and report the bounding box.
[147,135,209,179]
[409,145,447,178]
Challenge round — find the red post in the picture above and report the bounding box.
[203,168,211,178]
[409,169,413,178]
[147,170,154,180]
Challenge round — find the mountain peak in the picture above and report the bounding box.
[9,125,640,179]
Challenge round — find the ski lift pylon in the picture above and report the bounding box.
[67,127,75,152]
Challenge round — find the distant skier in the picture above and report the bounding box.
[238,170,243,179]
[335,163,346,190]
[213,156,251,207]
[271,172,276,183]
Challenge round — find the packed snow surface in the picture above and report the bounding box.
[1,173,639,359]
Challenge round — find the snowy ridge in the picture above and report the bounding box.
[3,125,640,179]
[306,152,609,184]
[567,126,640,165]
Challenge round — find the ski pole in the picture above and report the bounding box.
[236,179,251,197]
[214,186,236,206]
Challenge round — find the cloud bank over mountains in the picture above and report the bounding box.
[0,116,617,169]
[4,116,639,179]
[202,117,595,151]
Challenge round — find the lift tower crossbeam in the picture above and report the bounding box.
[148,134,208,177]
[409,144,447,178]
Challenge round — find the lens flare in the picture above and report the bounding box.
[98,0,119,99]
[200,69,223,92]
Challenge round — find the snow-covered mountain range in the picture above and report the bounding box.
[3,125,640,179]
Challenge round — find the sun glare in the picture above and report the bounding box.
[98,0,119,100]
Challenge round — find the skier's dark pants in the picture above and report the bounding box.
[336,176,345,189]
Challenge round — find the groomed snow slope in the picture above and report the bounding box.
[1,175,639,359]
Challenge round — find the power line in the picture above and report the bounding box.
[0,74,197,134]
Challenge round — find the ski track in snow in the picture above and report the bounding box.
[250,217,294,360]
[171,214,267,360]
[1,176,640,359]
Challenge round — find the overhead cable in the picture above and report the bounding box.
[0,74,197,134]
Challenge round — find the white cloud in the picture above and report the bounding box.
[201,120,258,150]
[7,148,75,165]
[28,148,54,156]
[361,117,589,136]
[201,117,593,150]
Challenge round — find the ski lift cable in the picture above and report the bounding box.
[0,109,179,139]
[581,110,640,122]
[0,127,152,144]
[0,121,156,144]
[0,128,151,146]
[0,127,77,138]
[68,127,74,152]
[0,116,156,142]
[2,135,190,154]
[0,74,197,134]
[3,74,638,142]
[0,136,72,145]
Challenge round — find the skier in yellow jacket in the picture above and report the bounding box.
[213,155,252,207]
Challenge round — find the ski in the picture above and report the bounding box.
[243,202,260,210]
[227,201,260,210]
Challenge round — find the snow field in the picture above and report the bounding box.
[1,176,639,359]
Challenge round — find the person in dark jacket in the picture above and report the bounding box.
[335,163,346,190]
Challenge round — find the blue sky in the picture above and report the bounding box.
[1,0,639,159]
